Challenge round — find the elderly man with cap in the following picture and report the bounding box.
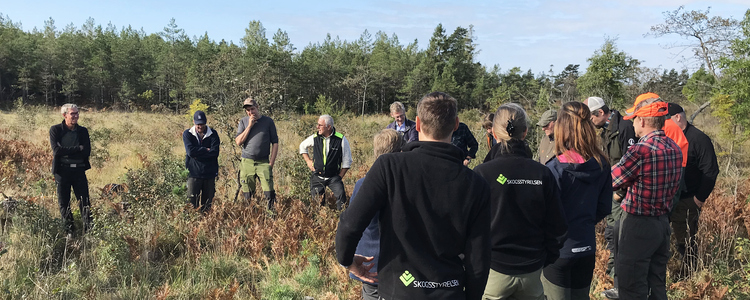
[183,110,221,213]
[536,109,557,164]
[236,97,279,210]
[583,96,636,278]
[667,103,719,278]
[606,97,682,300]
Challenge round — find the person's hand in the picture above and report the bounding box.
[694,197,704,208]
[613,192,623,202]
[347,255,378,283]
[463,158,471,166]
[306,160,315,172]
[269,162,274,169]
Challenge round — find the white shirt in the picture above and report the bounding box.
[299,133,352,169]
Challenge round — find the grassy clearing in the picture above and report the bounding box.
[0,106,748,299]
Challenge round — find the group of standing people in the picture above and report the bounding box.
[47,90,718,300]
[336,91,718,300]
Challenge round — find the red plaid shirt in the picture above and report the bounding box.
[612,130,682,216]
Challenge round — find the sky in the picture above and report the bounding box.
[1,0,748,75]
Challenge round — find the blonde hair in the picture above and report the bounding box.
[373,129,403,157]
[492,103,528,153]
[554,101,608,168]
[416,92,457,140]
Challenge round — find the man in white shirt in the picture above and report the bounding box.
[299,114,353,210]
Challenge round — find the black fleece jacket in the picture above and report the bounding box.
[682,123,719,202]
[336,141,491,300]
[474,140,568,275]
[49,120,91,175]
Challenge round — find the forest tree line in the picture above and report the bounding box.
[0,7,749,134]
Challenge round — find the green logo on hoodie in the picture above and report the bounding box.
[497,174,508,184]
[399,270,415,286]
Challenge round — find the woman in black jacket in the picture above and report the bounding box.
[542,101,612,300]
[474,103,568,300]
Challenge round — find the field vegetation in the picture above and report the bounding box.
[0,101,748,299]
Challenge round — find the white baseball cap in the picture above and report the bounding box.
[586,97,605,112]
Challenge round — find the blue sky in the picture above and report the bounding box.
[2,0,747,74]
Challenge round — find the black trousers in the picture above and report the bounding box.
[310,174,347,210]
[187,177,215,213]
[614,213,670,300]
[55,168,92,234]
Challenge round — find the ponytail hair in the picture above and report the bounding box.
[492,103,529,153]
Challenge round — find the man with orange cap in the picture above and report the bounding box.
[603,97,683,300]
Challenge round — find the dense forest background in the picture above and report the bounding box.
[0,7,746,122]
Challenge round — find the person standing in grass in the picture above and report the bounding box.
[482,113,497,151]
[606,97,682,300]
[337,92,491,299]
[386,101,418,144]
[666,103,719,278]
[348,128,404,300]
[535,109,557,165]
[542,101,612,300]
[474,103,567,300]
[183,110,220,213]
[299,114,352,210]
[49,103,92,238]
[236,97,279,210]
[451,121,479,166]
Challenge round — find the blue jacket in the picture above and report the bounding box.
[183,126,220,178]
[348,177,380,286]
[386,119,418,144]
[546,155,612,258]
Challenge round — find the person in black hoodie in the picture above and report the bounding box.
[336,92,491,300]
[49,103,92,237]
[182,110,220,213]
[474,103,568,300]
[542,101,612,300]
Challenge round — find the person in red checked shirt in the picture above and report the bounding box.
[602,97,682,300]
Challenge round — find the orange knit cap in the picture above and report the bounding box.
[626,92,661,115]
[623,101,668,120]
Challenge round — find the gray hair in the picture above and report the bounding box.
[61,103,79,115]
[390,101,406,114]
[319,115,334,128]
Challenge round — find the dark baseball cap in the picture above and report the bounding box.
[193,110,207,125]
[667,103,684,117]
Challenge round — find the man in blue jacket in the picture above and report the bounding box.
[183,110,220,213]
[385,101,418,144]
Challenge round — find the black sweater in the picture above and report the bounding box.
[474,140,568,275]
[336,141,491,300]
[49,121,91,175]
[682,123,719,201]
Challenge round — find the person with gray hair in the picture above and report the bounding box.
[386,101,418,144]
[49,103,92,238]
[299,114,352,210]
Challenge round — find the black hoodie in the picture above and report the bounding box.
[336,141,491,300]
[474,140,568,275]
[546,155,612,258]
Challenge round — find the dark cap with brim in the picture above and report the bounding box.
[194,110,207,125]
[537,109,557,127]
[667,103,684,117]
